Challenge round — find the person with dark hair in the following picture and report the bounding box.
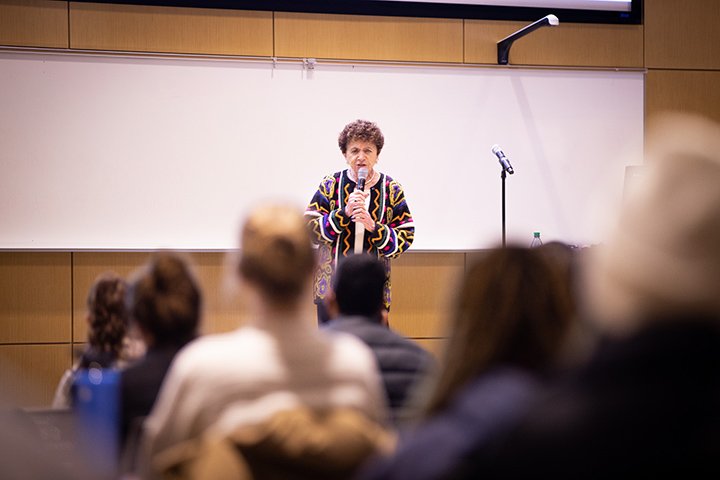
[534,241,604,368]
[306,119,415,324]
[323,254,435,424]
[357,246,576,480]
[52,272,134,408]
[119,252,201,456]
[476,113,720,478]
[138,204,389,479]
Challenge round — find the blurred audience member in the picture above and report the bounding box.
[0,407,86,480]
[138,204,390,479]
[52,272,137,408]
[323,254,436,425]
[358,246,575,480]
[480,113,720,477]
[535,241,599,366]
[120,252,202,460]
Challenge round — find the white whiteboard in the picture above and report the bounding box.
[0,51,643,250]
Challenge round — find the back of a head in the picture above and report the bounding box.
[127,252,201,347]
[536,241,579,313]
[85,272,128,363]
[238,203,315,306]
[536,241,576,272]
[585,113,720,334]
[426,246,574,414]
[333,254,386,320]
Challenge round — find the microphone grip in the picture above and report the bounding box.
[500,158,514,175]
[356,167,369,191]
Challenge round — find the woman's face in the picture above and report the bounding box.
[344,139,379,177]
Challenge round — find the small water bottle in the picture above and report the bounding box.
[530,231,543,247]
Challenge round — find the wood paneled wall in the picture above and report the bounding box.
[0,344,70,407]
[391,252,464,339]
[0,0,68,48]
[1,1,644,66]
[644,0,720,70]
[0,249,459,406]
[2,0,720,406]
[646,70,720,124]
[0,252,71,344]
[464,20,642,67]
[274,12,464,63]
[0,252,72,407]
[69,2,273,55]
[644,0,720,123]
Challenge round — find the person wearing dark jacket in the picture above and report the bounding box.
[475,113,720,479]
[323,254,435,424]
[120,252,201,464]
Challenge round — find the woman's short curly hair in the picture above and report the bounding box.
[338,119,385,154]
[86,273,128,357]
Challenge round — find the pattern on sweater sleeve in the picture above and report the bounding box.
[305,174,350,245]
[368,178,415,258]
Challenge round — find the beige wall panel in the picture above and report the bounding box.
[185,252,247,335]
[645,0,720,70]
[646,70,720,124]
[69,2,273,55]
[389,252,464,339]
[275,12,463,62]
[0,344,71,407]
[413,337,446,360]
[465,20,642,67]
[0,0,68,48]
[0,252,71,344]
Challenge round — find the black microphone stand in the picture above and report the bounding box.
[493,146,514,246]
[501,169,507,247]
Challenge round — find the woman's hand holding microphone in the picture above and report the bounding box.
[345,190,375,232]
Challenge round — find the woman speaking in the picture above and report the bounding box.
[306,119,415,323]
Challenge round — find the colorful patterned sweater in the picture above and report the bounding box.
[305,169,415,309]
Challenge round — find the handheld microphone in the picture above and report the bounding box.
[357,167,369,190]
[353,167,369,254]
[491,144,515,174]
